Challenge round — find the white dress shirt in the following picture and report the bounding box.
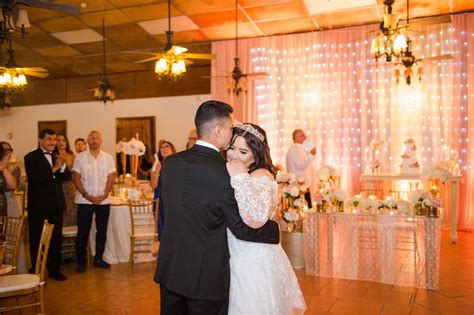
[72,150,115,205]
[40,148,66,173]
[286,143,314,187]
[196,140,219,152]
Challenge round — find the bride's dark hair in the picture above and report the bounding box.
[229,123,277,176]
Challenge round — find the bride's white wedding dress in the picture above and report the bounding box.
[227,173,306,315]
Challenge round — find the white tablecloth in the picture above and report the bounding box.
[89,205,155,264]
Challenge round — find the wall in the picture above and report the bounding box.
[0,94,210,160]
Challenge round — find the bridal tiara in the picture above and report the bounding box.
[234,123,265,142]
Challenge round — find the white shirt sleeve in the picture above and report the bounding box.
[72,154,82,174]
[107,154,116,175]
[287,146,313,171]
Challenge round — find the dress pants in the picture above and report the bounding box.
[76,204,110,265]
[28,211,62,273]
[160,284,228,315]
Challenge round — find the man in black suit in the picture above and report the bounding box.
[154,100,280,315]
[25,129,71,281]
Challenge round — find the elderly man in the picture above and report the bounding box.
[286,129,316,206]
[185,128,197,149]
[72,130,115,273]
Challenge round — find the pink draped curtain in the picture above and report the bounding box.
[212,13,474,231]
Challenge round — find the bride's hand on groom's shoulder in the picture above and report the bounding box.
[226,160,248,176]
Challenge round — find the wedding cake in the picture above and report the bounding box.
[400,138,420,174]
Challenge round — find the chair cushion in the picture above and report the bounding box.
[0,264,13,276]
[0,274,40,293]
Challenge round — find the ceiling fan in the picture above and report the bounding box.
[132,0,215,80]
[210,0,268,96]
[92,19,115,104]
[0,34,49,79]
[0,0,82,43]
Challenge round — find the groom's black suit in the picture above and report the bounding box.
[154,144,280,314]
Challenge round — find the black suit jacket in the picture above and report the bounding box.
[24,148,71,221]
[154,144,280,301]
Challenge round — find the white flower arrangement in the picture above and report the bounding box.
[316,165,339,182]
[116,140,126,153]
[331,188,347,202]
[283,207,305,222]
[423,197,442,208]
[379,198,396,209]
[421,166,451,182]
[124,138,146,156]
[408,189,431,204]
[276,172,290,183]
[395,199,412,214]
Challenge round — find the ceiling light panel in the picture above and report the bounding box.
[51,29,103,45]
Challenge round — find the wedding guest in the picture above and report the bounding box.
[286,129,316,206]
[74,138,87,155]
[0,144,16,216]
[25,129,71,281]
[138,144,154,180]
[151,140,176,240]
[185,128,197,149]
[55,134,77,227]
[72,130,115,273]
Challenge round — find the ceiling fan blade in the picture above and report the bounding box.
[124,51,161,56]
[422,54,454,62]
[134,56,161,63]
[184,59,194,66]
[15,66,48,73]
[23,0,81,16]
[181,53,216,60]
[23,71,50,78]
[408,15,452,29]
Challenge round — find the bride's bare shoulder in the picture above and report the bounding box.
[250,168,274,180]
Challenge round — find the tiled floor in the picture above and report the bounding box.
[1,230,474,314]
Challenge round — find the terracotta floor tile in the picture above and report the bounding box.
[380,304,412,315]
[348,280,393,291]
[329,297,384,313]
[303,294,337,311]
[318,285,367,299]
[362,289,414,307]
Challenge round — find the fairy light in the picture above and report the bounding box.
[251,18,472,190]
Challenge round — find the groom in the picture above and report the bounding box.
[154,100,280,314]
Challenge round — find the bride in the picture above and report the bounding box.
[226,123,306,315]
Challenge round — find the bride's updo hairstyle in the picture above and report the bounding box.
[230,123,277,176]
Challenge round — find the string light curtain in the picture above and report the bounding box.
[211,13,474,231]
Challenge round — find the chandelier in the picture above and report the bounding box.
[0,70,27,91]
[93,19,115,104]
[154,45,187,80]
[371,0,408,62]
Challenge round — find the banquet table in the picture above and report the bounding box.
[89,204,155,264]
[303,212,441,289]
[360,173,462,243]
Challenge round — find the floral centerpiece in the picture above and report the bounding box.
[394,199,413,216]
[421,165,452,197]
[422,196,442,217]
[408,189,431,215]
[330,188,347,212]
[316,165,340,189]
[116,140,127,177]
[124,138,146,179]
[279,172,307,232]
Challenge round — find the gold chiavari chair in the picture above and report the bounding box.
[0,220,54,314]
[128,199,158,275]
[0,215,25,274]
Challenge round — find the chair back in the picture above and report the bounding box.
[0,241,5,266]
[0,215,25,271]
[128,199,158,239]
[35,220,54,281]
[14,190,26,215]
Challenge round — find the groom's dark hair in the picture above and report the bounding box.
[195,100,233,138]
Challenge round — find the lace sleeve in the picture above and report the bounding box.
[230,173,278,228]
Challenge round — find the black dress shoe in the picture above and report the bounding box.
[93,259,111,269]
[48,272,67,281]
[76,264,86,273]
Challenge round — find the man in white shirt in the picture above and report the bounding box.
[72,130,115,273]
[286,129,316,206]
